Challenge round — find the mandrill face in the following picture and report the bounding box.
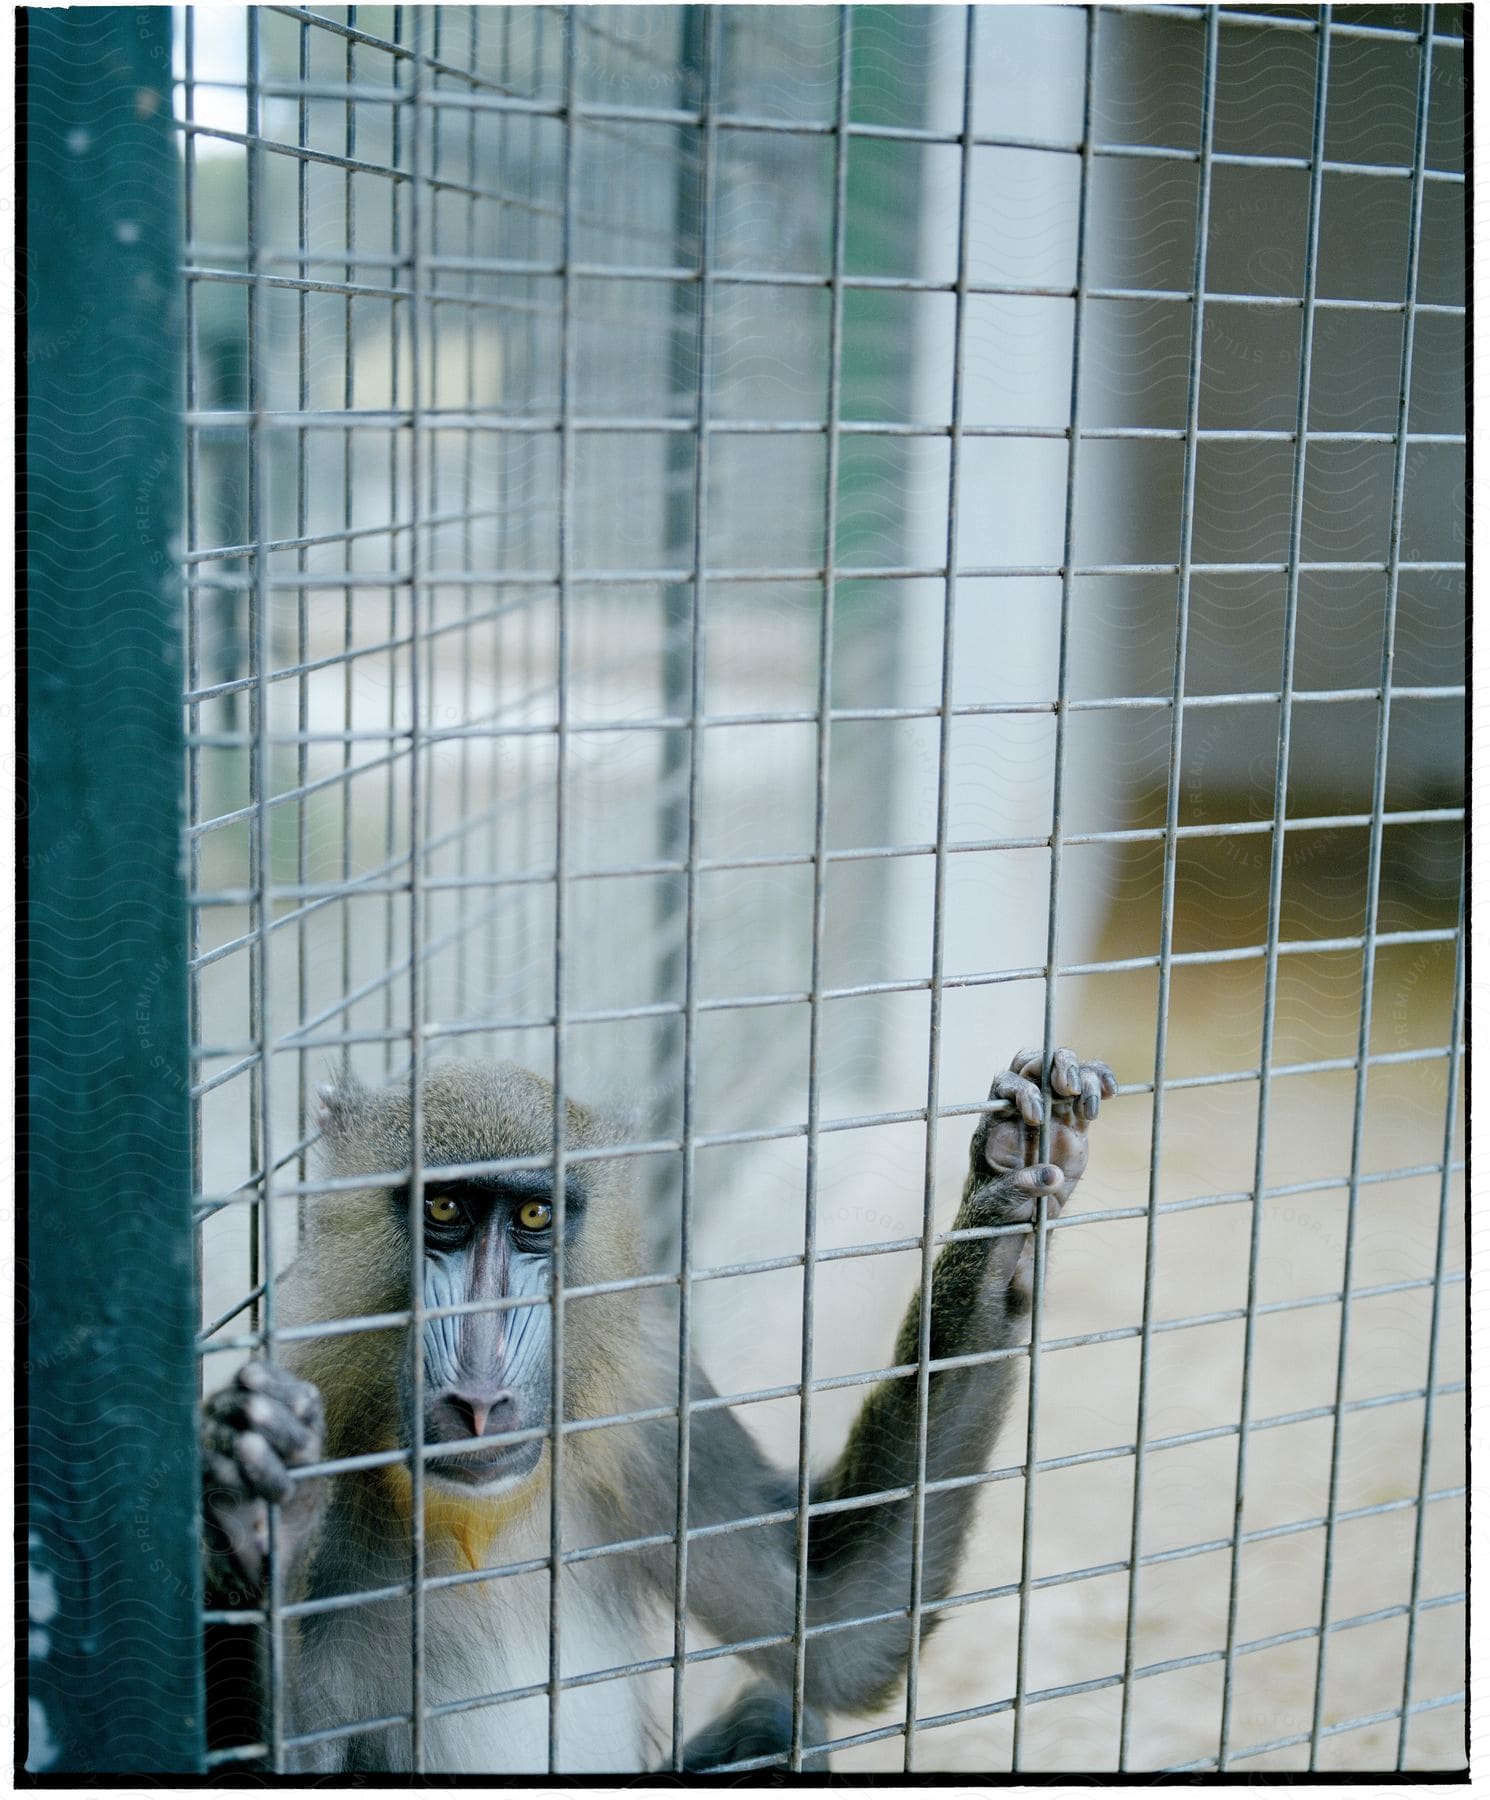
[398,1168,584,1491]
[311,1060,641,1498]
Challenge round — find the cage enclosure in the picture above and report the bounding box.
[25,1,1464,1777]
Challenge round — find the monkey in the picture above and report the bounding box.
[201,1045,1115,1774]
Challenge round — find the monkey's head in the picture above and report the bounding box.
[300,1061,645,1498]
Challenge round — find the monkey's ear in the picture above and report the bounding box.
[314,1073,367,1142]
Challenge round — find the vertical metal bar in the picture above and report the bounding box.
[902,6,976,1772]
[1117,6,1220,1770]
[453,8,480,1039]
[488,3,518,1048]
[1396,861,1464,1767]
[245,5,265,1347]
[514,7,540,1057]
[404,4,430,1774]
[295,12,311,1237]
[653,8,710,1179]
[383,9,405,1076]
[243,10,285,1770]
[24,5,200,1768]
[1309,10,1436,1759]
[338,8,358,1082]
[1216,6,1333,1769]
[1011,4,1097,1772]
[790,4,852,1772]
[484,6,508,1047]
[669,5,720,1772]
[183,5,205,1361]
[428,4,446,1012]
[547,9,579,1773]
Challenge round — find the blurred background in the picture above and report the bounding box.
[182,4,1465,1771]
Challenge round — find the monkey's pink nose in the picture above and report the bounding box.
[436,1389,517,1443]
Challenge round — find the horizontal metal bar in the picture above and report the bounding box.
[182,401,1469,446]
[189,559,1466,592]
[185,689,1466,748]
[187,241,1471,318]
[1119,6,1463,47]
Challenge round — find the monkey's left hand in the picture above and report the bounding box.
[202,1360,325,1601]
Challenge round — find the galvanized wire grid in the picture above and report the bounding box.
[181,3,1465,1776]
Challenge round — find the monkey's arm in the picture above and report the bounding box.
[680,1047,1113,1766]
[200,1361,325,1759]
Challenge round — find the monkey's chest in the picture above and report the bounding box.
[304,1572,670,1774]
[424,1576,669,1773]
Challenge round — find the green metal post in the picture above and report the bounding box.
[23,6,202,1774]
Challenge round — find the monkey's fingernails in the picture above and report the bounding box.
[1050,1048,1080,1096]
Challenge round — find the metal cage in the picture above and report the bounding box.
[167,0,1469,1776]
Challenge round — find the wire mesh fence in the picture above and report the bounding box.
[179,2,1465,1775]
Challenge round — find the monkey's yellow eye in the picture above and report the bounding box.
[517,1200,553,1233]
[425,1194,461,1227]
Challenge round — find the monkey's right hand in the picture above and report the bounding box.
[202,1361,324,1602]
[965,1046,1117,1307]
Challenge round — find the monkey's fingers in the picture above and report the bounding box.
[222,1428,295,1506]
[1074,1058,1116,1119]
[1086,1058,1120,1100]
[971,1161,1066,1300]
[210,1389,319,1469]
[968,1156,1064,1217]
[1050,1046,1082,1098]
[1008,1046,1078,1096]
[238,1360,325,1430]
[987,1067,1044,1129]
[1009,1049,1118,1120]
[1006,1161,1068,1212]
